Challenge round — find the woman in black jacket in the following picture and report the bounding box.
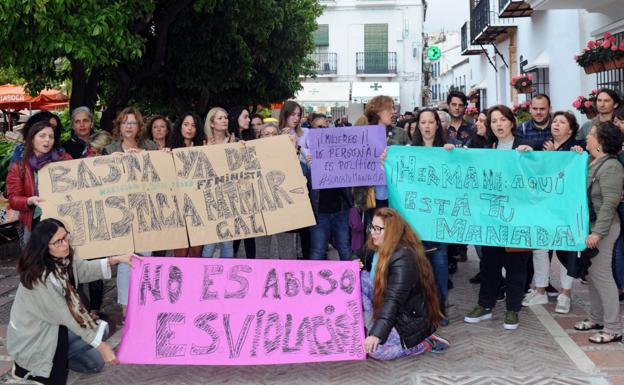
[357,208,449,359]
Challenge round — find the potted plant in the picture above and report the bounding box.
[512,101,531,124]
[510,74,533,94]
[572,90,599,119]
[575,32,624,74]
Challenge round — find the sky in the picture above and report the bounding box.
[423,0,469,33]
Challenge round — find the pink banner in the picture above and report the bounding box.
[117,257,366,365]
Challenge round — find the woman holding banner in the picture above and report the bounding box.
[102,107,156,318]
[8,218,138,384]
[168,112,206,258]
[573,121,624,344]
[201,107,236,258]
[410,108,456,325]
[6,121,73,248]
[357,208,449,360]
[525,112,584,314]
[463,105,533,330]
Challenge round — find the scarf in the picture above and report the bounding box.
[54,258,97,330]
[28,150,64,172]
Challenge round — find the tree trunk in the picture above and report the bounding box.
[100,67,132,132]
[70,60,100,112]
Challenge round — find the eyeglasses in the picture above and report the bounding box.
[49,232,71,248]
[122,121,138,127]
[367,224,385,234]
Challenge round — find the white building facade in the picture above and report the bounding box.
[295,0,426,120]
[455,0,624,122]
[428,31,471,107]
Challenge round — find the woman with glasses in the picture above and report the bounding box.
[101,107,156,319]
[6,121,72,248]
[355,208,448,360]
[102,107,157,154]
[8,218,138,384]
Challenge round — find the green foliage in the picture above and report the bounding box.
[0,0,153,94]
[0,66,24,85]
[0,138,19,192]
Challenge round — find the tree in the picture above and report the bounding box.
[0,1,151,110]
[0,0,322,129]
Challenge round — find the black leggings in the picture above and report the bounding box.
[14,325,69,385]
[233,238,256,259]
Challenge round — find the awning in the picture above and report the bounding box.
[352,82,400,104]
[294,82,350,107]
[473,80,487,90]
[0,84,69,110]
[525,51,549,71]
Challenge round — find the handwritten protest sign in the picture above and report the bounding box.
[308,125,386,189]
[39,151,189,259]
[38,136,315,259]
[385,147,589,251]
[172,135,315,246]
[117,257,366,365]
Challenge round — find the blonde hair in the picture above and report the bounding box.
[204,107,228,142]
[89,131,113,154]
[354,115,369,126]
[112,107,145,143]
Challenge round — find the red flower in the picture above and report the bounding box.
[592,89,600,95]
[584,101,593,108]
[612,45,618,51]
[604,32,613,40]
[602,39,611,49]
[588,40,596,49]
[572,100,581,109]
[620,41,624,50]
[521,81,527,87]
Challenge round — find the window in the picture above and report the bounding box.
[596,31,624,96]
[527,68,550,98]
[364,24,388,52]
[314,24,329,47]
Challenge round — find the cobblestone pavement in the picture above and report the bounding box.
[0,243,622,385]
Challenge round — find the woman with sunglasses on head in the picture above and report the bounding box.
[7,218,138,384]
[355,208,449,360]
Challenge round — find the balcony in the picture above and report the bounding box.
[527,0,619,13]
[356,52,397,75]
[461,22,483,55]
[499,0,533,17]
[470,0,516,44]
[311,53,337,76]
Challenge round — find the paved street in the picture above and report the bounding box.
[0,243,622,385]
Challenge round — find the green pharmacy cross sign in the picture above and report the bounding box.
[427,46,441,61]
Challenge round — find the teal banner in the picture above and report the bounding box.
[385,147,589,251]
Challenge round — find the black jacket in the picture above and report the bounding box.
[62,134,88,159]
[355,246,435,348]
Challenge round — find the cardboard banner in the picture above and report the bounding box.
[385,147,589,251]
[38,136,315,258]
[39,151,189,259]
[308,125,386,189]
[117,257,366,365]
[172,135,315,247]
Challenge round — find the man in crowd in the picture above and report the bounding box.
[447,91,473,146]
[515,94,552,149]
[576,89,621,141]
[336,116,352,127]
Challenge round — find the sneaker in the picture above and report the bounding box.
[522,291,548,306]
[503,310,519,330]
[555,294,571,314]
[11,363,44,385]
[545,284,559,297]
[425,334,450,353]
[464,305,492,323]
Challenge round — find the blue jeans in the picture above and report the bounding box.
[310,210,351,261]
[67,330,104,373]
[117,251,151,305]
[202,241,234,258]
[613,203,624,289]
[424,242,448,305]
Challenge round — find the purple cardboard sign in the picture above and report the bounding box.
[308,125,386,189]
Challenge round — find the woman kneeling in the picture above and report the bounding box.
[356,208,449,360]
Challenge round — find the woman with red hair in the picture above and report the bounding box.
[356,208,449,359]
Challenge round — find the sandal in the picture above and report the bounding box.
[574,319,604,331]
[589,331,623,344]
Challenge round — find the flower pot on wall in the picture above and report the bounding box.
[517,86,534,94]
[583,62,606,74]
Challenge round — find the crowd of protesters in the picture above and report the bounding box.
[3,87,624,383]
